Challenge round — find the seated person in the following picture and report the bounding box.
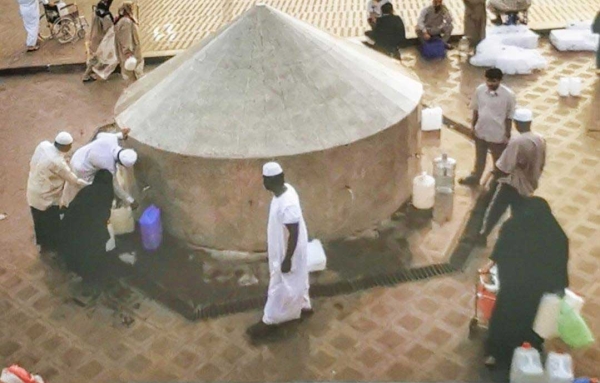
[415,0,454,50]
[366,0,391,28]
[487,0,532,25]
[365,3,406,57]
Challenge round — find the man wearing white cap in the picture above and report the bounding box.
[247,162,312,339]
[477,108,546,246]
[27,132,90,253]
[62,128,138,208]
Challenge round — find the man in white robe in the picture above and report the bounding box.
[17,0,40,51]
[61,128,138,208]
[247,162,312,339]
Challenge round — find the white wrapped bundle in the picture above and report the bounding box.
[470,43,547,74]
[550,26,599,52]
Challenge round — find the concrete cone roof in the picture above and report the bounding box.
[115,4,423,159]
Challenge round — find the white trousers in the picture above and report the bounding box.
[19,2,40,47]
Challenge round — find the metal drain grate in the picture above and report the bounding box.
[194,262,460,320]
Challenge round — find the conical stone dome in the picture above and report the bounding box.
[115,5,424,253]
[115,4,422,158]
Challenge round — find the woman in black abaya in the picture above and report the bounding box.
[61,169,114,284]
[483,197,569,366]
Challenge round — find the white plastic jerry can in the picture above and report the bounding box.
[558,77,570,97]
[510,342,544,383]
[421,107,443,131]
[569,77,582,97]
[307,239,327,272]
[412,172,435,210]
[545,352,574,383]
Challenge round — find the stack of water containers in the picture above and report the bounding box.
[510,343,574,383]
[557,77,582,97]
[432,153,456,223]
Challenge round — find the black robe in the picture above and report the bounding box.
[60,170,114,283]
[485,197,569,363]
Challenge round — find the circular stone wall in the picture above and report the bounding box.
[129,112,420,251]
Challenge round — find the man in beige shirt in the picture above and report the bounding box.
[460,68,516,186]
[27,132,89,253]
[478,108,546,245]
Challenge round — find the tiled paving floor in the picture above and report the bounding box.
[1,2,599,382]
[1,0,599,69]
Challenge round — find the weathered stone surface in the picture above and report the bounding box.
[115,5,423,252]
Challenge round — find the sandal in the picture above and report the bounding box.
[26,45,40,52]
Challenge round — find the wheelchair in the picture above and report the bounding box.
[38,0,88,44]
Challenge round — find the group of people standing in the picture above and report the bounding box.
[26,129,138,286]
[83,0,144,82]
[15,0,144,82]
[459,69,570,368]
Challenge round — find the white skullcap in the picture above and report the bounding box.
[118,149,137,167]
[262,162,283,177]
[54,131,73,145]
[513,108,533,122]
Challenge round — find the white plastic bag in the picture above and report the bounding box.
[106,224,116,252]
[110,205,135,235]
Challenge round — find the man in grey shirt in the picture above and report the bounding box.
[415,0,454,49]
[478,108,546,245]
[460,68,516,186]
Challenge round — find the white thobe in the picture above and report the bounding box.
[263,184,311,325]
[18,0,40,47]
[27,141,80,211]
[61,132,133,206]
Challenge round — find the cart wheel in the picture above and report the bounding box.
[468,318,478,340]
[38,17,53,41]
[77,28,86,39]
[53,17,77,44]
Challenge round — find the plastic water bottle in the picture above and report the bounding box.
[545,352,574,383]
[433,153,456,190]
[433,186,453,223]
[510,342,544,383]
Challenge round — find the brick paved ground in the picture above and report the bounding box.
[1,0,599,69]
[1,1,599,381]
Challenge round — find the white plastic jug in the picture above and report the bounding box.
[510,342,545,383]
[569,77,582,96]
[421,107,443,131]
[533,293,561,339]
[307,239,327,272]
[545,352,574,383]
[110,206,135,235]
[564,288,585,314]
[558,77,570,97]
[412,172,435,209]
